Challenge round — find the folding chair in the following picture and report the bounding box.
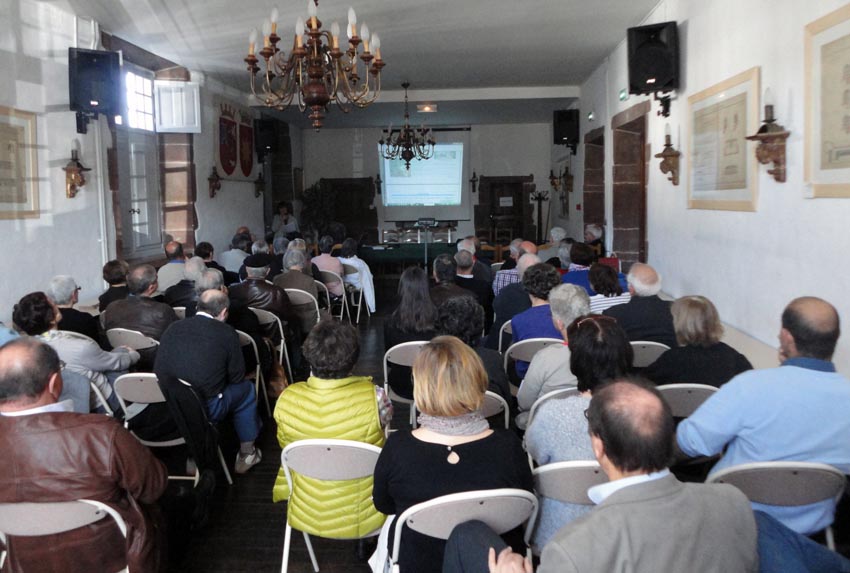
[707,461,847,550]
[0,499,129,572]
[387,489,538,572]
[235,329,271,417]
[490,262,504,272]
[113,373,200,485]
[630,341,671,368]
[384,341,429,429]
[497,320,513,354]
[319,270,350,322]
[280,439,385,573]
[657,383,717,418]
[503,338,563,375]
[105,328,159,351]
[526,387,580,431]
[313,280,331,312]
[284,288,321,327]
[342,263,371,324]
[481,391,510,429]
[249,307,293,384]
[172,306,187,319]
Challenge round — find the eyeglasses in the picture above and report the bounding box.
[575,315,617,328]
[584,408,590,420]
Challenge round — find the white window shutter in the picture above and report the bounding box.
[154,80,201,133]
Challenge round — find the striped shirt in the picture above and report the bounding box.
[589,292,631,313]
[492,268,520,296]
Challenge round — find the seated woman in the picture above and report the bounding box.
[524,315,632,551]
[13,291,139,413]
[313,235,345,297]
[644,295,752,387]
[372,336,532,573]
[587,263,630,313]
[273,319,390,538]
[385,266,436,399]
[509,263,563,379]
[338,237,376,313]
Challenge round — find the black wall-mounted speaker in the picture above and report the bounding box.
[554,109,579,150]
[254,119,277,161]
[627,21,679,95]
[68,48,121,115]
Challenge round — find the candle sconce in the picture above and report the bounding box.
[62,150,90,198]
[253,172,265,198]
[655,127,681,186]
[208,167,222,198]
[746,92,790,183]
[469,170,479,194]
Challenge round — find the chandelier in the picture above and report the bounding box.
[379,83,436,170]
[244,1,385,130]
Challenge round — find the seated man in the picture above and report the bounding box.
[498,238,524,271]
[195,241,239,286]
[155,289,263,474]
[677,296,850,535]
[484,253,539,351]
[444,379,758,573]
[157,240,187,291]
[492,241,537,296]
[561,242,624,295]
[219,232,251,273]
[98,259,130,312]
[536,226,567,265]
[457,237,492,284]
[515,284,590,429]
[164,255,206,314]
[228,263,296,329]
[454,249,493,331]
[602,263,676,348]
[238,240,283,281]
[0,339,167,572]
[272,319,389,537]
[509,263,563,379]
[273,249,320,336]
[47,275,99,341]
[430,253,472,309]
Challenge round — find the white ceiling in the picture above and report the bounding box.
[48,0,660,128]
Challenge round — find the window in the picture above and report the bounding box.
[125,70,154,131]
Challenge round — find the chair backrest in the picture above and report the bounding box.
[331,243,343,256]
[390,489,537,567]
[172,306,186,319]
[113,373,165,410]
[0,499,127,539]
[533,461,606,505]
[314,280,331,307]
[481,391,510,429]
[249,307,285,338]
[526,387,580,429]
[503,338,563,373]
[342,263,359,277]
[106,328,159,350]
[497,320,513,354]
[630,341,671,368]
[281,439,382,486]
[657,383,717,418]
[491,262,504,272]
[706,462,847,507]
[284,288,321,324]
[319,270,344,286]
[383,341,429,389]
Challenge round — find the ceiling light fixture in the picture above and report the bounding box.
[379,82,435,170]
[417,104,437,113]
[244,0,385,130]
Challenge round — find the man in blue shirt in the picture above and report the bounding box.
[677,296,850,535]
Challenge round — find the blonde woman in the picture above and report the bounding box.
[372,336,532,573]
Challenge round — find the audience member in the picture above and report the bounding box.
[516,284,590,429]
[98,259,130,312]
[219,232,252,273]
[584,223,604,258]
[537,226,567,265]
[273,249,320,335]
[430,253,471,308]
[385,266,437,399]
[492,241,538,295]
[444,379,758,573]
[587,263,631,313]
[372,336,533,573]
[164,256,206,314]
[524,315,632,549]
[484,253,539,350]
[272,235,289,269]
[155,289,263,474]
[47,275,99,341]
[195,241,239,285]
[338,238,376,313]
[314,235,345,297]
[560,242,606,294]
[272,201,299,238]
[0,339,168,572]
[286,238,322,280]
[238,240,283,280]
[603,263,676,347]
[157,240,187,291]
[677,296,850,535]
[457,237,492,284]
[454,249,493,330]
[509,263,563,378]
[273,320,389,537]
[645,295,752,386]
[228,262,295,327]
[554,238,574,275]
[498,238,524,272]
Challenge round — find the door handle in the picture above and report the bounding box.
[128,208,141,215]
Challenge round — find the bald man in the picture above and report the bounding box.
[602,262,676,347]
[492,241,539,296]
[156,240,187,291]
[678,296,850,536]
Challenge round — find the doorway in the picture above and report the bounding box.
[611,102,650,270]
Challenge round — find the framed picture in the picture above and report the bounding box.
[805,4,850,198]
[687,67,760,211]
[0,106,39,219]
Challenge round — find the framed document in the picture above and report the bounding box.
[805,4,850,198]
[0,106,39,219]
[687,67,760,211]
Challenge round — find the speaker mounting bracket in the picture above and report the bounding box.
[654,92,673,118]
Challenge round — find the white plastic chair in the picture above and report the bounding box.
[707,461,847,550]
[497,320,513,354]
[533,461,606,505]
[383,341,429,429]
[235,329,271,417]
[0,499,129,572]
[313,280,331,312]
[388,489,538,572]
[280,439,385,573]
[503,338,563,375]
[481,391,510,429]
[105,327,159,351]
[342,263,371,324]
[172,306,187,319]
[525,387,581,431]
[284,288,321,326]
[319,270,350,322]
[249,307,293,384]
[630,341,671,368]
[657,383,717,418]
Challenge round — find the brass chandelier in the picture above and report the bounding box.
[379,83,435,170]
[244,0,385,130]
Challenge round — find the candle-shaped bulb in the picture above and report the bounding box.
[270,8,279,24]
[371,32,381,57]
[331,21,340,48]
[763,87,775,121]
[665,123,671,137]
[764,88,774,107]
[360,23,370,42]
[348,7,357,25]
[262,19,272,37]
[249,28,258,54]
[307,1,317,17]
[295,17,305,43]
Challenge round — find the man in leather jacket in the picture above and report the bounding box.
[0,338,168,572]
[228,262,296,328]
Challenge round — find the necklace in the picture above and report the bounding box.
[446,447,460,465]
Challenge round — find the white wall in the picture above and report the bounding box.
[577,0,850,372]
[300,123,552,238]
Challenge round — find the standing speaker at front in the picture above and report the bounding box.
[627,21,679,95]
[553,109,579,152]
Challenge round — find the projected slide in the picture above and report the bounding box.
[383,143,464,206]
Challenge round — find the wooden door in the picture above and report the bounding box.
[474,175,534,245]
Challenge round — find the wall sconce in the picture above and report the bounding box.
[549,169,562,192]
[745,89,790,183]
[253,172,265,198]
[374,172,382,195]
[654,124,681,186]
[469,170,479,193]
[62,150,90,198]
[208,167,222,198]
